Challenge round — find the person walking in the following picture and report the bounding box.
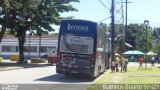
[138,56,144,70]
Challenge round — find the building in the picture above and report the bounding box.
[0,34,58,59]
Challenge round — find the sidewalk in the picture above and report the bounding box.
[0,60,51,71]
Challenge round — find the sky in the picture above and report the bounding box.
[54,0,160,32]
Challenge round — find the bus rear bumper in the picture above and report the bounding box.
[56,66,94,76]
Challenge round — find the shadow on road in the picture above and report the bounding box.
[35,73,95,83]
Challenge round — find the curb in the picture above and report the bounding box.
[93,69,111,83]
[0,63,51,71]
[0,67,24,71]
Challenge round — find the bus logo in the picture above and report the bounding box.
[67,23,88,31]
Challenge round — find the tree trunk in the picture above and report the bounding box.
[17,30,26,64]
[0,27,6,43]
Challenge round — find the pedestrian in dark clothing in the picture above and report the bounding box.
[158,57,160,64]
[123,57,128,72]
[151,56,155,67]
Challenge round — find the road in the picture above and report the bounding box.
[0,65,94,90]
[0,62,159,90]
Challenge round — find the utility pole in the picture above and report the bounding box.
[144,20,149,69]
[125,0,128,34]
[111,0,115,62]
[123,0,131,51]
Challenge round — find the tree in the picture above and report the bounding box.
[100,23,109,32]
[152,27,160,56]
[153,27,160,39]
[153,42,160,56]
[125,24,154,52]
[126,24,141,49]
[0,0,10,43]
[0,0,79,63]
[114,24,124,53]
[104,23,125,54]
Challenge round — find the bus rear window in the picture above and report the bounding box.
[59,34,93,54]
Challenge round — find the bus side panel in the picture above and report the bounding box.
[93,25,109,77]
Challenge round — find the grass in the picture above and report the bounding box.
[87,66,160,90]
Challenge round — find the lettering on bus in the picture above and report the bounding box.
[71,36,82,44]
[67,23,88,31]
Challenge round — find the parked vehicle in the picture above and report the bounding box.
[56,19,110,77]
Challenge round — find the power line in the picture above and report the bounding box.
[98,0,110,10]
[98,16,111,23]
[97,0,111,17]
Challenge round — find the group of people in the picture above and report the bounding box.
[111,55,160,72]
[138,56,160,70]
[111,56,128,72]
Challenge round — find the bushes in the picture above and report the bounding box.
[31,58,47,63]
[0,57,3,62]
[10,55,19,61]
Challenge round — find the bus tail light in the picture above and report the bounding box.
[57,51,60,62]
[91,54,95,64]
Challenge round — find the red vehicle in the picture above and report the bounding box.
[48,49,58,65]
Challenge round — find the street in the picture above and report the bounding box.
[0,62,159,90]
[0,65,94,90]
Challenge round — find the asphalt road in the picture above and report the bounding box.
[0,65,94,90]
[0,61,159,90]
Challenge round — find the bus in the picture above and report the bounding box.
[56,19,110,77]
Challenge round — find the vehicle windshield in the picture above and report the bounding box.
[59,34,94,54]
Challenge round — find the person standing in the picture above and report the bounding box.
[115,56,119,72]
[138,56,144,70]
[123,57,128,72]
[111,61,115,72]
[158,56,160,64]
[119,57,124,72]
[151,56,155,67]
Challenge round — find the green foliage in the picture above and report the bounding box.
[125,24,154,52]
[31,58,47,63]
[108,23,156,54]
[0,0,79,63]
[100,23,109,32]
[31,58,47,61]
[0,57,3,62]
[153,27,160,39]
[91,66,160,84]
[153,42,160,56]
